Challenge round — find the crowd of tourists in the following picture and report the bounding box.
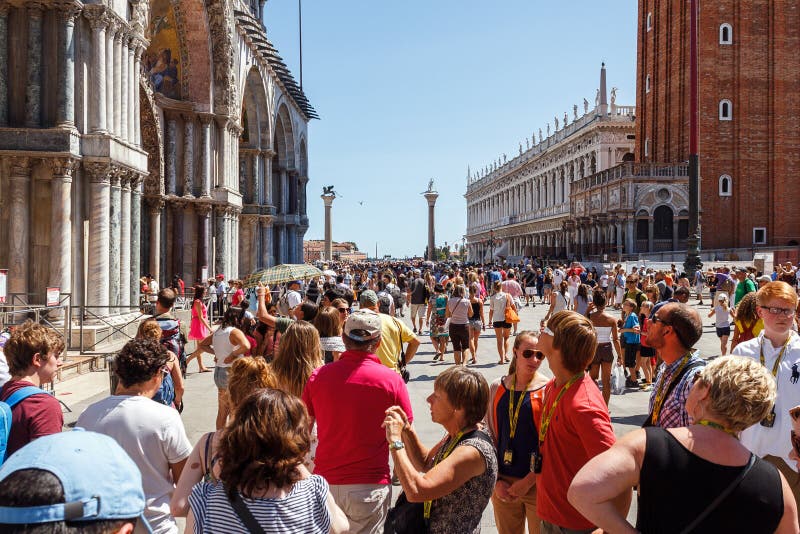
[1,257,800,533]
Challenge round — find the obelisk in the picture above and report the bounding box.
[423,180,438,261]
[321,191,335,261]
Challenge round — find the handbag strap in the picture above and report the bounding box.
[678,453,755,534]
[229,491,266,534]
[391,317,406,367]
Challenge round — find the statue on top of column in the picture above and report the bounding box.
[426,179,435,193]
[322,185,337,196]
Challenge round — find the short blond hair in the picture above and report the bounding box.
[697,356,776,432]
[548,310,597,373]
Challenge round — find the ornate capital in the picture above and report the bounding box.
[214,205,227,217]
[260,215,274,227]
[109,165,123,187]
[198,114,215,126]
[129,173,144,191]
[84,161,111,184]
[27,1,45,18]
[55,2,82,24]
[146,196,165,213]
[9,157,32,177]
[47,158,78,180]
[195,202,213,217]
[0,3,11,18]
[84,6,109,31]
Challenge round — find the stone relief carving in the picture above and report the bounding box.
[205,0,238,116]
[609,188,619,208]
[139,78,164,196]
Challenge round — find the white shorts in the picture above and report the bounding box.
[525,287,536,296]
[616,287,625,301]
[410,303,426,318]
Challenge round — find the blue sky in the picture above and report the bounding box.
[263,1,638,258]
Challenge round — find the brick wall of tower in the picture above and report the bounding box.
[636,0,800,250]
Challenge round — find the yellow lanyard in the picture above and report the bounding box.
[538,372,584,444]
[696,419,738,438]
[650,352,691,426]
[507,374,533,440]
[760,335,792,378]
[423,428,471,519]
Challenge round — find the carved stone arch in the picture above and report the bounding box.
[298,137,308,176]
[204,0,238,114]
[140,80,164,195]
[241,67,271,149]
[274,102,296,170]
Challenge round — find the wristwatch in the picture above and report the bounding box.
[389,440,405,451]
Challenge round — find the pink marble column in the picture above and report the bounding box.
[8,157,32,297]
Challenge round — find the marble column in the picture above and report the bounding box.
[105,20,116,137]
[8,158,32,296]
[196,203,211,281]
[183,116,194,197]
[25,3,44,128]
[48,159,75,295]
[133,45,142,146]
[0,4,8,126]
[647,218,654,252]
[260,217,273,268]
[214,207,227,278]
[119,33,128,141]
[86,162,111,308]
[109,169,122,308]
[232,212,240,278]
[424,192,439,261]
[56,7,79,127]
[127,39,135,143]
[147,198,164,281]
[251,152,260,204]
[199,116,213,196]
[120,174,132,307]
[625,219,635,254]
[86,8,108,133]
[130,176,142,305]
[616,221,623,256]
[113,28,123,136]
[672,218,680,251]
[166,115,177,194]
[321,193,334,260]
[172,200,185,278]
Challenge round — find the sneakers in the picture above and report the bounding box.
[625,379,639,388]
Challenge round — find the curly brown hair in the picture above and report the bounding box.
[218,388,310,499]
[4,321,65,376]
[114,338,169,388]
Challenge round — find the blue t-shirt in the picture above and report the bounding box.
[623,313,641,344]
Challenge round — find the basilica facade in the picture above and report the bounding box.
[0,0,315,309]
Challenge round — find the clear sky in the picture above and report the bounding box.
[263,1,638,258]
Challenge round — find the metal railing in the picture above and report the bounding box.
[0,293,72,359]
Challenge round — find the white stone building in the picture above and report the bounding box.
[465,65,636,262]
[0,0,315,309]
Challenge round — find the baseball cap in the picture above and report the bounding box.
[216,273,224,280]
[288,280,302,286]
[0,429,150,531]
[359,290,379,307]
[413,269,421,275]
[758,275,772,283]
[344,309,382,342]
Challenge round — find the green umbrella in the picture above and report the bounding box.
[243,264,323,288]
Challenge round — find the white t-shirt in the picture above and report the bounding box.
[148,280,160,302]
[553,269,565,286]
[600,273,609,288]
[733,332,800,471]
[77,396,192,534]
[286,289,302,309]
[0,350,9,387]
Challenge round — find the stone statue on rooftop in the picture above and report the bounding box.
[610,87,618,106]
[574,104,578,120]
[538,128,543,143]
[554,116,559,130]
[564,112,568,127]
[595,89,600,107]
[547,124,551,137]
[583,98,589,113]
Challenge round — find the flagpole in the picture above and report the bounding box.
[298,0,303,90]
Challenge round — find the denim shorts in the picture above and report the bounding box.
[214,366,229,389]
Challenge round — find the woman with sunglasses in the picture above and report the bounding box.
[732,281,800,512]
[535,311,619,533]
[569,355,798,533]
[484,331,548,534]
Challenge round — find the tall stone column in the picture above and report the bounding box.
[48,158,76,296]
[196,203,212,281]
[133,45,143,146]
[625,219,635,254]
[616,220,623,256]
[86,162,111,309]
[113,27,123,136]
[214,206,227,278]
[147,198,164,281]
[183,116,194,197]
[260,216,273,268]
[321,193,335,260]
[672,218,680,251]
[105,20,116,137]
[165,115,177,194]
[647,218,654,252]
[172,199,185,278]
[85,7,108,133]
[232,211,240,278]
[198,116,213,197]
[56,6,79,127]
[109,169,122,307]
[251,152,260,204]
[25,3,44,128]
[120,173,132,307]
[130,176,142,306]
[424,190,439,261]
[0,4,9,126]
[127,39,135,143]
[8,158,32,297]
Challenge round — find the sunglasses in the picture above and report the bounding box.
[759,306,795,317]
[651,316,671,326]
[521,349,545,360]
[161,366,170,376]
[337,307,349,314]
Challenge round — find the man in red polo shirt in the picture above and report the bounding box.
[302,309,413,534]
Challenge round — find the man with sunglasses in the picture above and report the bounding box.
[733,281,800,515]
[643,303,705,429]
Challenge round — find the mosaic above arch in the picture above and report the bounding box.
[144,0,183,100]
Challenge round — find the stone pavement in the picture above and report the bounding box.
[60,295,727,532]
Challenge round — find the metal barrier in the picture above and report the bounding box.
[0,293,72,358]
[74,305,147,353]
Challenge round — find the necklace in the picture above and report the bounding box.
[759,334,792,377]
[696,419,738,438]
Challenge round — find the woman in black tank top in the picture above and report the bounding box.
[567,356,798,533]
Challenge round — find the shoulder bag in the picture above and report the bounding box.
[392,318,410,383]
[228,491,266,534]
[504,295,520,324]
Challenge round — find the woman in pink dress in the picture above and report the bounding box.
[187,284,212,373]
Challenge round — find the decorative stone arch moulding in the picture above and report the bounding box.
[205,0,238,116]
[140,77,164,196]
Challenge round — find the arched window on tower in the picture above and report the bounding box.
[719,174,732,196]
[719,99,732,120]
[720,23,733,44]
[646,74,651,93]
[646,12,652,31]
